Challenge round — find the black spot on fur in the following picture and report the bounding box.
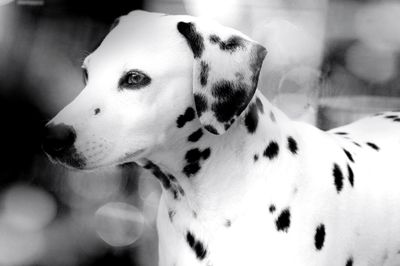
[209,34,221,44]
[185,149,202,163]
[255,97,264,113]
[204,125,218,135]
[287,137,298,155]
[269,204,276,213]
[199,61,209,87]
[202,148,211,160]
[225,219,232,227]
[244,103,259,133]
[177,107,196,128]
[276,208,291,232]
[183,148,211,177]
[385,115,398,119]
[144,161,184,200]
[177,22,204,58]
[168,174,177,182]
[209,34,245,52]
[366,142,380,151]
[211,80,249,123]
[94,108,101,115]
[314,224,326,250]
[194,93,208,117]
[353,141,361,147]
[345,257,353,266]
[333,163,344,193]
[335,132,348,135]
[394,118,400,122]
[254,154,259,162]
[183,163,201,177]
[343,149,354,163]
[347,164,354,187]
[188,129,203,142]
[263,141,279,160]
[185,148,210,162]
[144,161,171,189]
[223,36,245,51]
[186,231,207,260]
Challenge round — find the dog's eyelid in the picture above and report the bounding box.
[118,69,151,90]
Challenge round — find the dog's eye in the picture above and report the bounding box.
[119,70,151,90]
[82,68,88,85]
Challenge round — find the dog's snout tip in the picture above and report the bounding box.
[42,123,76,156]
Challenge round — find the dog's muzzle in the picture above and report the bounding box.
[42,123,86,169]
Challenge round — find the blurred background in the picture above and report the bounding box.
[0,0,399,265]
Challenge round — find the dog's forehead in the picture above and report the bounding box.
[85,11,195,70]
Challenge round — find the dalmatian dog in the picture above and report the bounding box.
[42,10,400,266]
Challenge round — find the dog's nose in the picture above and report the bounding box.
[42,123,76,156]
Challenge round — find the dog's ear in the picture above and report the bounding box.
[177,21,267,135]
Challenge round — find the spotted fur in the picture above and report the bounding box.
[177,22,204,58]
[186,231,207,260]
[209,34,245,52]
[178,21,267,134]
[314,224,326,250]
[333,163,344,193]
[177,107,196,128]
[183,147,211,177]
[144,160,185,200]
[263,141,279,160]
[276,208,291,232]
[244,103,259,134]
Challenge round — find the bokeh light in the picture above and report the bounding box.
[183,0,241,25]
[255,19,322,72]
[0,0,13,6]
[95,202,145,247]
[354,2,400,53]
[0,185,57,232]
[346,43,397,83]
[0,224,45,266]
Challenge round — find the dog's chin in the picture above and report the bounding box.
[74,149,147,170]
[45,149,87,170]
[46,148,147,171]
[117,149,146,165]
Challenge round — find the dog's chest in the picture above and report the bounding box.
[155,163,316,266]
[157,192,305,266]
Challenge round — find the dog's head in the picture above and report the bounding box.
[42,10,266,170]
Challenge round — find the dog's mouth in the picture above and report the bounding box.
[45,145,146,170]
[44,146,87,170]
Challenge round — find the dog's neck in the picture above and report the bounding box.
[139,91,296,231]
